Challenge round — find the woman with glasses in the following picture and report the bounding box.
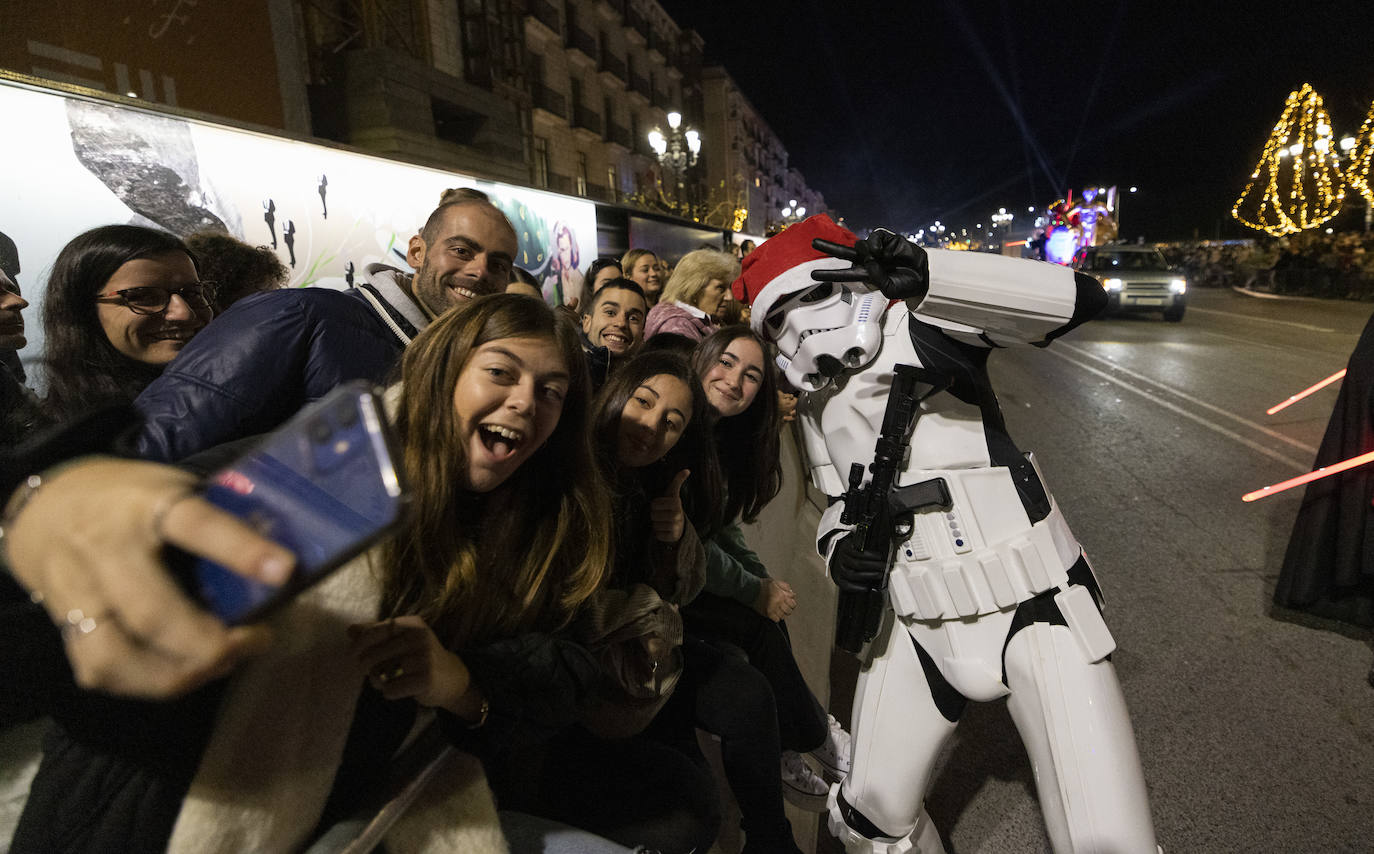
[41,225,215,421]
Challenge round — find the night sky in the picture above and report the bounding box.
[659,0,1373,242]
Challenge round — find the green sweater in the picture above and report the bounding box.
[702,521,768,606]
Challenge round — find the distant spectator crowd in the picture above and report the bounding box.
[1161,230,1374,299]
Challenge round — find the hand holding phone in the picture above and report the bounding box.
[187,382,408,624]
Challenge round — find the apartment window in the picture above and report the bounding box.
[607,165,618,194]
[458,0,492,88]
[563,1,576,39]
[576,152,589,196]
[533,136,550,188]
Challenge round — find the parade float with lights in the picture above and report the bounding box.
[1032,186,1121,265]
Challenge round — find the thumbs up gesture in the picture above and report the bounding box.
[650,470,691,543]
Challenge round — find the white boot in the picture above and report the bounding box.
[810,714,852,783]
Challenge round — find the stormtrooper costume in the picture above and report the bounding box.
[732,216,1157,854]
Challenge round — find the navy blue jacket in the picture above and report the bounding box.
[134,287,408,462]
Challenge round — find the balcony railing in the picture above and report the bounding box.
[567,25,597,59]
[547,172,574,194]
[532,83,567,119]
[629,73,651,99]
[583,183,615,202]
[572,104,603,135]
[600,49,627,80]
[625,8,648,39]
[609,122,632,149]
[524,0,560,34]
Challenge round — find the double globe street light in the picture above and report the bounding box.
[648,111,700,206]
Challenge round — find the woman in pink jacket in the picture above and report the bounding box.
[643,249,739,343]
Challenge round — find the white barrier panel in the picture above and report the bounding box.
[0,79,598,383]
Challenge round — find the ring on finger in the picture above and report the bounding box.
[60,607,110,638]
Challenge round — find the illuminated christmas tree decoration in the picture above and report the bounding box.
[1232,84,1346,236]
[1345,100,1374,205]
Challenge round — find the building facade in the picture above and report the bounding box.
[700,65,826,236]
[2,0,829,231]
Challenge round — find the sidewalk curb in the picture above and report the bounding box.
[1229,286,1374,308]
[1231,285,1302,301]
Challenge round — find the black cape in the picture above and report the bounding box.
[1273,310,1374,627]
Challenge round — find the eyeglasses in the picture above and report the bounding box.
[95,283,218,315]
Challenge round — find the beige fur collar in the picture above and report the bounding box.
[166,552,507,853]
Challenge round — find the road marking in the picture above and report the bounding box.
[1194,327,1342,358]
[1185,306,1334,332]
[1047,344,1313,472]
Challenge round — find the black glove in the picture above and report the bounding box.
[828,533,891,594]
[811,229,930,301]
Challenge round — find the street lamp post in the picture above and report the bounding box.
[1116,186,1138,239]
[991,208,1014,253]
[647,111,701,213]
[780,198,807,226]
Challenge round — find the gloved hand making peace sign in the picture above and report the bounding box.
[811,228,931,301]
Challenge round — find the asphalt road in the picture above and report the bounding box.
[919,287,1374,852]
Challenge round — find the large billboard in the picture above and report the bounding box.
[0,79,598,384]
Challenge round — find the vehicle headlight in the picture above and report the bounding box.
[1169,278,1187,294]
[1103,277,1123,292]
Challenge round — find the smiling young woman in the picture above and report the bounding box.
[377,293,610,648]
[9,293,620,854]
[480,349,726,853]
[678,325,851,845]
[41,225,214,422]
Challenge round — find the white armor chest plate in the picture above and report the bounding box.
[800,305,1080,624]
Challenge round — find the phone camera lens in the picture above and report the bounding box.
[309,419,332,444]
[335,400,359,427]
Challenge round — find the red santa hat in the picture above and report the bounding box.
[731,214,858,327]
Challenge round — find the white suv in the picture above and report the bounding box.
[1073,245,1187,322]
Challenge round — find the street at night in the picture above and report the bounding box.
[922,287,1374,851]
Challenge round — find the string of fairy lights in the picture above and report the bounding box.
[1232,85,1374,236]
[1345,100,1374,205]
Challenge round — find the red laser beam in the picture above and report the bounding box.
[1267,369,1347,415]
[1242,450,1374,502]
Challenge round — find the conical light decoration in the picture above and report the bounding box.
[1345,100,1374,205]
[1232,84,1346,236]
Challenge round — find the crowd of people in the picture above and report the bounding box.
[1161,229,1374,299]
[0,193,849,853]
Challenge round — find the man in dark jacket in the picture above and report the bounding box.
[134,196,518,461]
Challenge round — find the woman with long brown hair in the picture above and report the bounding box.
[11,294,618,853]
[681,326,853,848]
[478,349,725,854]
[365,292,610,660]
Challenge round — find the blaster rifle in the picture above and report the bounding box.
[835,364,923,654]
